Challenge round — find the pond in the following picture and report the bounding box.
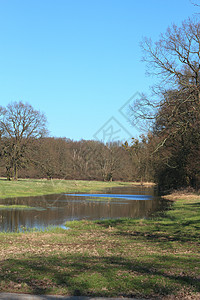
[0,186,170,232]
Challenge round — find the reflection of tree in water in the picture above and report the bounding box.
[0,187,170,232]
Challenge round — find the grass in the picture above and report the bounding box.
[0,191,199,299]
[0,178,145,199]
[0,205,35,210]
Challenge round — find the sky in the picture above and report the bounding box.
[0,0,198,143]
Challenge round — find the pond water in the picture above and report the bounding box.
[0,186,170,232]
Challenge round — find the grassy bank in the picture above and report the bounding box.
[0,192,199,298]
[0,205,34,210]
[0,178,147,199]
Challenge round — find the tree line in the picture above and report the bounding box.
[0,126,151,183]
[0,101,152,182]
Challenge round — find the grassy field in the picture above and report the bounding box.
[0,205,34,210]
[0,178,142,199]
[0,191,199,299]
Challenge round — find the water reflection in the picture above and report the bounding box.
[0,186,170,232]
[67,193,153,200]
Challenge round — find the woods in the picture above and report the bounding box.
[0,134,138,182]
[0,130,155,183]
[0,104,151,182]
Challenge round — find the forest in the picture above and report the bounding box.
[0,101,153,183]
[1,18,200,191]
[0,131,152,183]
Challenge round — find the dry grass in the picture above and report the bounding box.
[162,189,200,201]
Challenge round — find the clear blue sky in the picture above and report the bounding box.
[0,0,198,142]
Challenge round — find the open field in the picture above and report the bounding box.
[0,178,151,199]
[0,191,199,299]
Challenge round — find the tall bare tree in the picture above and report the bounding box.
[0,101,47,180]
[130,18,200,189]
[131,18,200,134]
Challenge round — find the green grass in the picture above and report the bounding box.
[0,205,35,210]
[0,178,136,199]
[0,193,199,298]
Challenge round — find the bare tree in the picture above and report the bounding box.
[0,106,5,138]
[142,18,200,88]
[0,101,47,180]
[190,0,200,8]
[128,18,200,189]
[131,18,200,143]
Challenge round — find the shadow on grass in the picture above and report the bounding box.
[97,217,200,243]
[96,218,130,228]
[115,226,200,243]
[0,253,199,297]
[185,203,200,207]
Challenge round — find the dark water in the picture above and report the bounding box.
[0,186,170,232]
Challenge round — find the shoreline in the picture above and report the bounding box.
[0,179,155,199]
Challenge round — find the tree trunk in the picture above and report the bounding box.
[13,164,18,181]
[6,166,11,181]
